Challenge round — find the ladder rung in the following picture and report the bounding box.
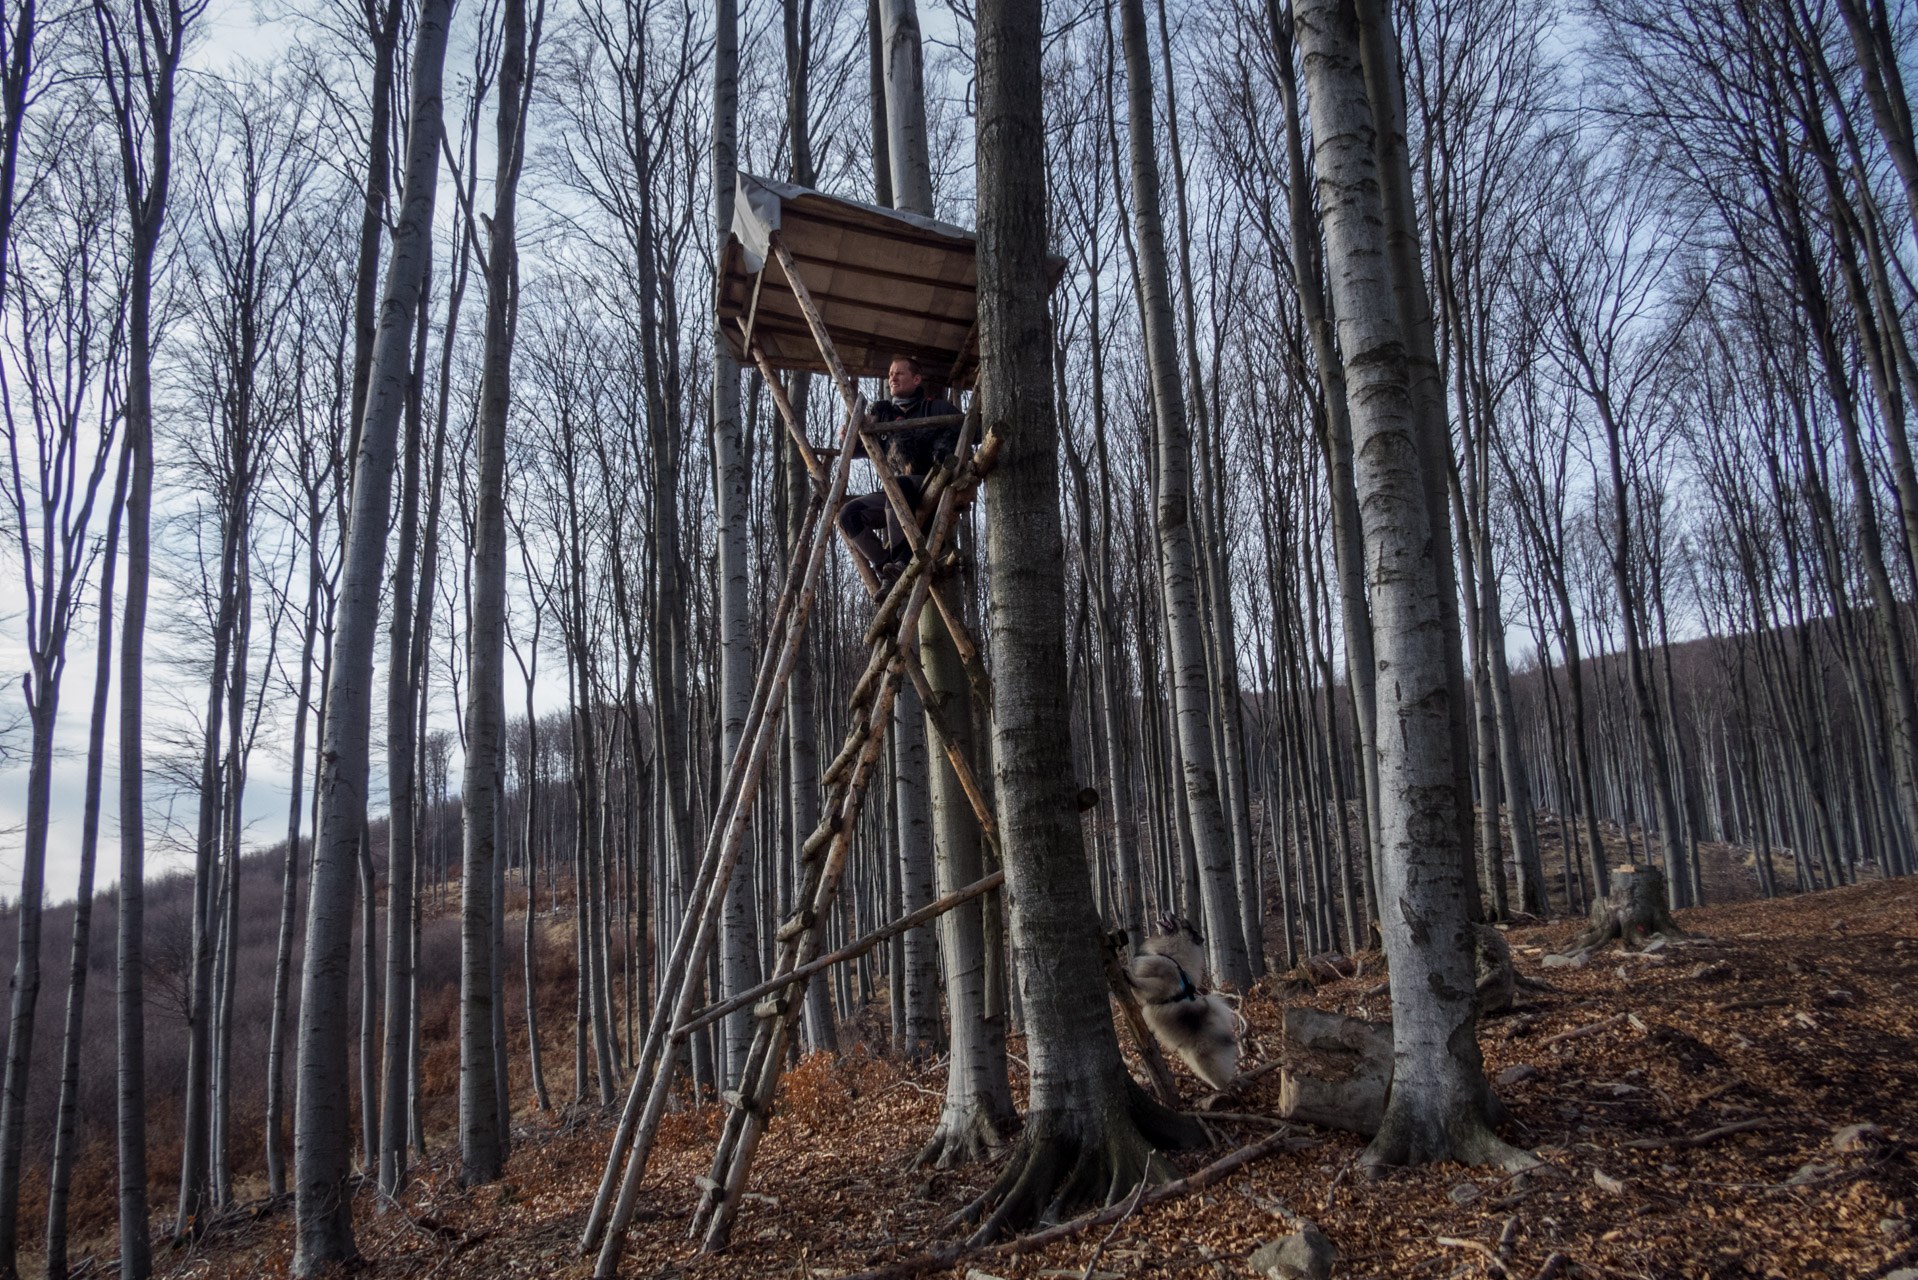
[695,1175,722,1193]
[820,723,868,786]
[801,818,836,861]
[848,644,893,710]
[752,998,786,1018]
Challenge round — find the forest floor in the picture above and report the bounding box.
[94,871,1917,1280]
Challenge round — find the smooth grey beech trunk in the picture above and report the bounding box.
[713,0,760,1089]
[380,260,428,1196]
[96,0,195,1268]
[459,0,533,1187]
[1118,0,1250,989]
[1293,0,1531,1172]
[267,471,328,1199]
[876,0,939,1056]
[878,0,1004,1130]
[47,451,128,1280]
[1269,0,1381,920]
[912,613,1015,1166]
[293,0,451,1263]
[892,687,941,1054]
[1351,0,1480,912]
[878,0,934,214]
[964,0,1203,1238]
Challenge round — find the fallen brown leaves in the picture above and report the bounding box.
[106,874,1916,1280]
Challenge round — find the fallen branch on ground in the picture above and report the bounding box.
[1436,1235,1509,1276]
[1183,1111,1289,1126]
[843,1127,1320,1280]
[1541,1013,1630,1048]
[1622,1118,1790,1150]
[1711,996,1791,1013]
[1533,1253,1570,1280]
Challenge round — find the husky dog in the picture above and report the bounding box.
[1125,916,1242,1091]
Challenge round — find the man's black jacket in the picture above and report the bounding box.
[861,387,962,477]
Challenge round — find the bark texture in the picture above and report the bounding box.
[292,0,451,1264]
[1292,0,1530,1174]
[966,0,1203,1238]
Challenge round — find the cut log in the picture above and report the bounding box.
[1559,865,1687,957]
[1277,1007,1393,1136]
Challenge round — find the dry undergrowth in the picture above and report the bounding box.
[92,874,1917,1280]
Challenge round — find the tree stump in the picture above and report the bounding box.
[1277,1007,1393,1136]
[1563,865,1687,955]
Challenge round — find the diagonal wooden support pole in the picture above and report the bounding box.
[583,391,869,1276]
[674,870,1005,1036]
[690,420,995,1254]
[660,245,1006,1259]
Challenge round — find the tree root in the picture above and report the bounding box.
[913,1104,1014,1170]
[1361,1100,1539,1177]
[851,1125,1313,1280]
[949,1079,1204,1244]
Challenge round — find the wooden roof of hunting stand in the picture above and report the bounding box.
[719,171,1062,387]
[582,177,1065,1278]
[720,171,984,385]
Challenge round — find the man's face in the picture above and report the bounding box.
[889,361,922,398]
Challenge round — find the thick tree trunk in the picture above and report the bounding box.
[1294,0,1530,1173]
[893,690,941,1054]
[1269,0,1382,918]
[293,0,451,1264]
[1353,0,1481,911]
[877,0,933,214]
[962,0,1204,1238]
[913,609,1016,1166]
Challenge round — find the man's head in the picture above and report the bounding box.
[887,355,923,399]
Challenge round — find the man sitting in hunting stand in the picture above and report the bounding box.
[837,355,962,593]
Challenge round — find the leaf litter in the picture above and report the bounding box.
[132,876,1916,1280]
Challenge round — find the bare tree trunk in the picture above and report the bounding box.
[96,0,196,1267]
[1269,0,1381,921]
[964,0,1203,1235]
[1293,0,1529,1173]
[893,690,940,1054]
[1119,0,1250,988]
[380,262,429,1197]
[46,451,128,1280]
[713,0,760,1089]
[461,0,535,1187]
[293,0,452,1263]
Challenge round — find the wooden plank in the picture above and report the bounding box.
[741,268,766,353]
[779,203,976,256]
[734,314,969,379]
[771,232,860,410]
[781,245,977,296]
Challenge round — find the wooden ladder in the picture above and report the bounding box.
[580,233,1001,1274]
